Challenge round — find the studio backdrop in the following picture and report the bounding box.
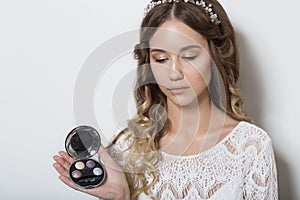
[0,0,299,199]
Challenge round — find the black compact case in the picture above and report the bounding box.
[65,125,106,188]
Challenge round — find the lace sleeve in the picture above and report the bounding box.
[243,138,278,200]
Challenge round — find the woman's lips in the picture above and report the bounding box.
[168,86,190,94]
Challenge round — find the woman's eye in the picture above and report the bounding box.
[181,55,197,61]
[155,58,168,63]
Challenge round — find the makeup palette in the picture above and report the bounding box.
[65,125,106,188]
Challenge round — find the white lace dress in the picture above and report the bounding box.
[108,121,278,200]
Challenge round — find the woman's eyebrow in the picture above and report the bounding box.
[180,45,202,52]
[150,48,166,53]
[150,45,201,53]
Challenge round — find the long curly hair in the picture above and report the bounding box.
[111,0,250,199]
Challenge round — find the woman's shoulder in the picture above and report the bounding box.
[238,121,271,140]
[229,121,273,153]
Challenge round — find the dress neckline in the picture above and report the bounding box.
[159,121,247,159]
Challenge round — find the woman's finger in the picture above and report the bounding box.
[59,151,74,164]
[53,162,69,177]
[53,154,71,171]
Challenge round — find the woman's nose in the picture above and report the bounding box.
[169,57,184,81]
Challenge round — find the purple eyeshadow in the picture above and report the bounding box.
[86,160,96,168]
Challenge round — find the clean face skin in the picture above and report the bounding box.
[149,19,239,156]
[149,20,212,108]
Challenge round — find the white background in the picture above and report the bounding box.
[0,0,299,199]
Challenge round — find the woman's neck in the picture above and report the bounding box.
[160,90,232,155]
[166,91,226,138]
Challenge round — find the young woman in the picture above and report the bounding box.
[53,0,278,199]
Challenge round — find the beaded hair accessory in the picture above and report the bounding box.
[144,0,221,25]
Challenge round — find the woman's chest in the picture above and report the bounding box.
[148,154,244,199]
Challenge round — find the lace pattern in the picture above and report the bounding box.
[107,121,278,200]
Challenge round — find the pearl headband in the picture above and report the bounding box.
[144,0,221,25]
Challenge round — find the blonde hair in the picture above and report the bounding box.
[111,0,251,199]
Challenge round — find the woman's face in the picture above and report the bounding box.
[149,19,212,107]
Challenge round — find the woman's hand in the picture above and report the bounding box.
[53,145,130,200]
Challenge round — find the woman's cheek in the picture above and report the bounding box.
[150,64,170,86]
[188,57,212,86]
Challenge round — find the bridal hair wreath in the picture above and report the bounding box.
[144,0,221,25]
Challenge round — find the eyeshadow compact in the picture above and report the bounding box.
[65,125,106,188]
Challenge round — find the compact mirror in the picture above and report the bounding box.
[65,125,106,188]
[65,126,101,159]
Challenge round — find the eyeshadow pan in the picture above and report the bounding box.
[93,167,103,176]
[86,160,96,168]
[75,161,85,170]
[72,170,82,178]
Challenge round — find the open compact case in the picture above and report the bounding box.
[65,125,106,188]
